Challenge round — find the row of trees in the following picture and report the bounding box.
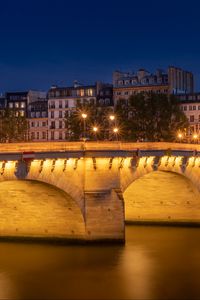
[66,93,189,142]
[0,109,28,142]
[0,93,189,142]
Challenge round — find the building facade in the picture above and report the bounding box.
[28,100,48,141]
[5,90,46,117]
[178,93,200,140]
[113,66,194,104]
[47,82,96,141]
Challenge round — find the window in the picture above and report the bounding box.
[20,110,25,117]
[184,106,187,111]
[51,131,54,140]
[42,122,46,127]
[42,132,46,139]
[65,100,68,108]
[87,89,93,96]
[193,105,196,110]
[51,121,55,129]
[190,115,195,122]
[198,115,200,122]
[20,102,25,108]
[37,132,39,140]
[59,121,62,129]
[31,132,35,140]
[59,111,62,118]
[49,101,55,109]
[9,103,13,108]
[51,111,54,118]
[124,91,129,95]
[31,122,34,127]
[189,105,192,111]
[59,101,62,108]
[15,102,19,108]
[59,132,62,140]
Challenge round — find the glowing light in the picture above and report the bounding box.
[178,133,183,139]
[93,127,98,132]
[109,115,115,121]
[193,134,198,139]
[81,113,87,119]
[113,127,119,133]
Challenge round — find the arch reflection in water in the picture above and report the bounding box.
[124,171,200,223]
[0,180,85,240]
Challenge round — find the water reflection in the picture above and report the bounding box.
[0,226,200,299]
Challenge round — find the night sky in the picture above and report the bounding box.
[0,0,200,92]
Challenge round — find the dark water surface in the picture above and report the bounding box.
[0,225,200,300]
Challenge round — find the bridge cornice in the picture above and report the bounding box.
[0,141,199,154]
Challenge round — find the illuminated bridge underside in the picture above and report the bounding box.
[0,181,85,240]
[0,142,200,241]
[125,171,200,223]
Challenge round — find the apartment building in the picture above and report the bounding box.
[5,90,46,117]
[178,93,200,138]
[28,100,48,141]
[113,66,194,104]
[47,81,96,141]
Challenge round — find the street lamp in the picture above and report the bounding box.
[193,133,198,143]
[81,113,87,141]
[93,126,98,132]
[177,132,183,143]
[113,127,119,141]
[109,115,115,121]
[109,115,116,140]
[93,126,98,141]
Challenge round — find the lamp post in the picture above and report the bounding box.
[109,115,115,140]
[113,127,119,141]
[193,133,198,144]
[81,113,87,141]
[177,132,183,143]
[93,126,98,141]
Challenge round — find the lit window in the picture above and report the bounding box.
[20,102,25,108]
[9,103,13,108]
[15,102,19,108]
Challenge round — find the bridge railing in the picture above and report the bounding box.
[0,141,199,153]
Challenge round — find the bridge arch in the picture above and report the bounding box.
[123,169,200,224]
[0,158,85,215]
[120,155,200,193]
[0,179,86,240]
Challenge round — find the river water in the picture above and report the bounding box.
[0,225,200,300]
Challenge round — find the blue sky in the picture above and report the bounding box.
[0,0,200,92]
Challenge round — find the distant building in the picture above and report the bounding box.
[96,82,113,107]
[113,66,194,104]
[177,93,200,139]
[27,100,48,141]
[5,90,46,117]
[47,82,96,141]
[0,95,6,112]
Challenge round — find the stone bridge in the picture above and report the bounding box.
[0,141,200,242]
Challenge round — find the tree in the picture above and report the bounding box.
[0,109,28,142]
[116,93,189,142]
[65,100,113,141]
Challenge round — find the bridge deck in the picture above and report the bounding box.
[0,141,199,153]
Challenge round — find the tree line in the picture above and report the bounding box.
[0,108,28,142]
[0,93,189,142]
[66,93,188,142]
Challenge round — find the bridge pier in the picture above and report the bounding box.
[84,189,125,242]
